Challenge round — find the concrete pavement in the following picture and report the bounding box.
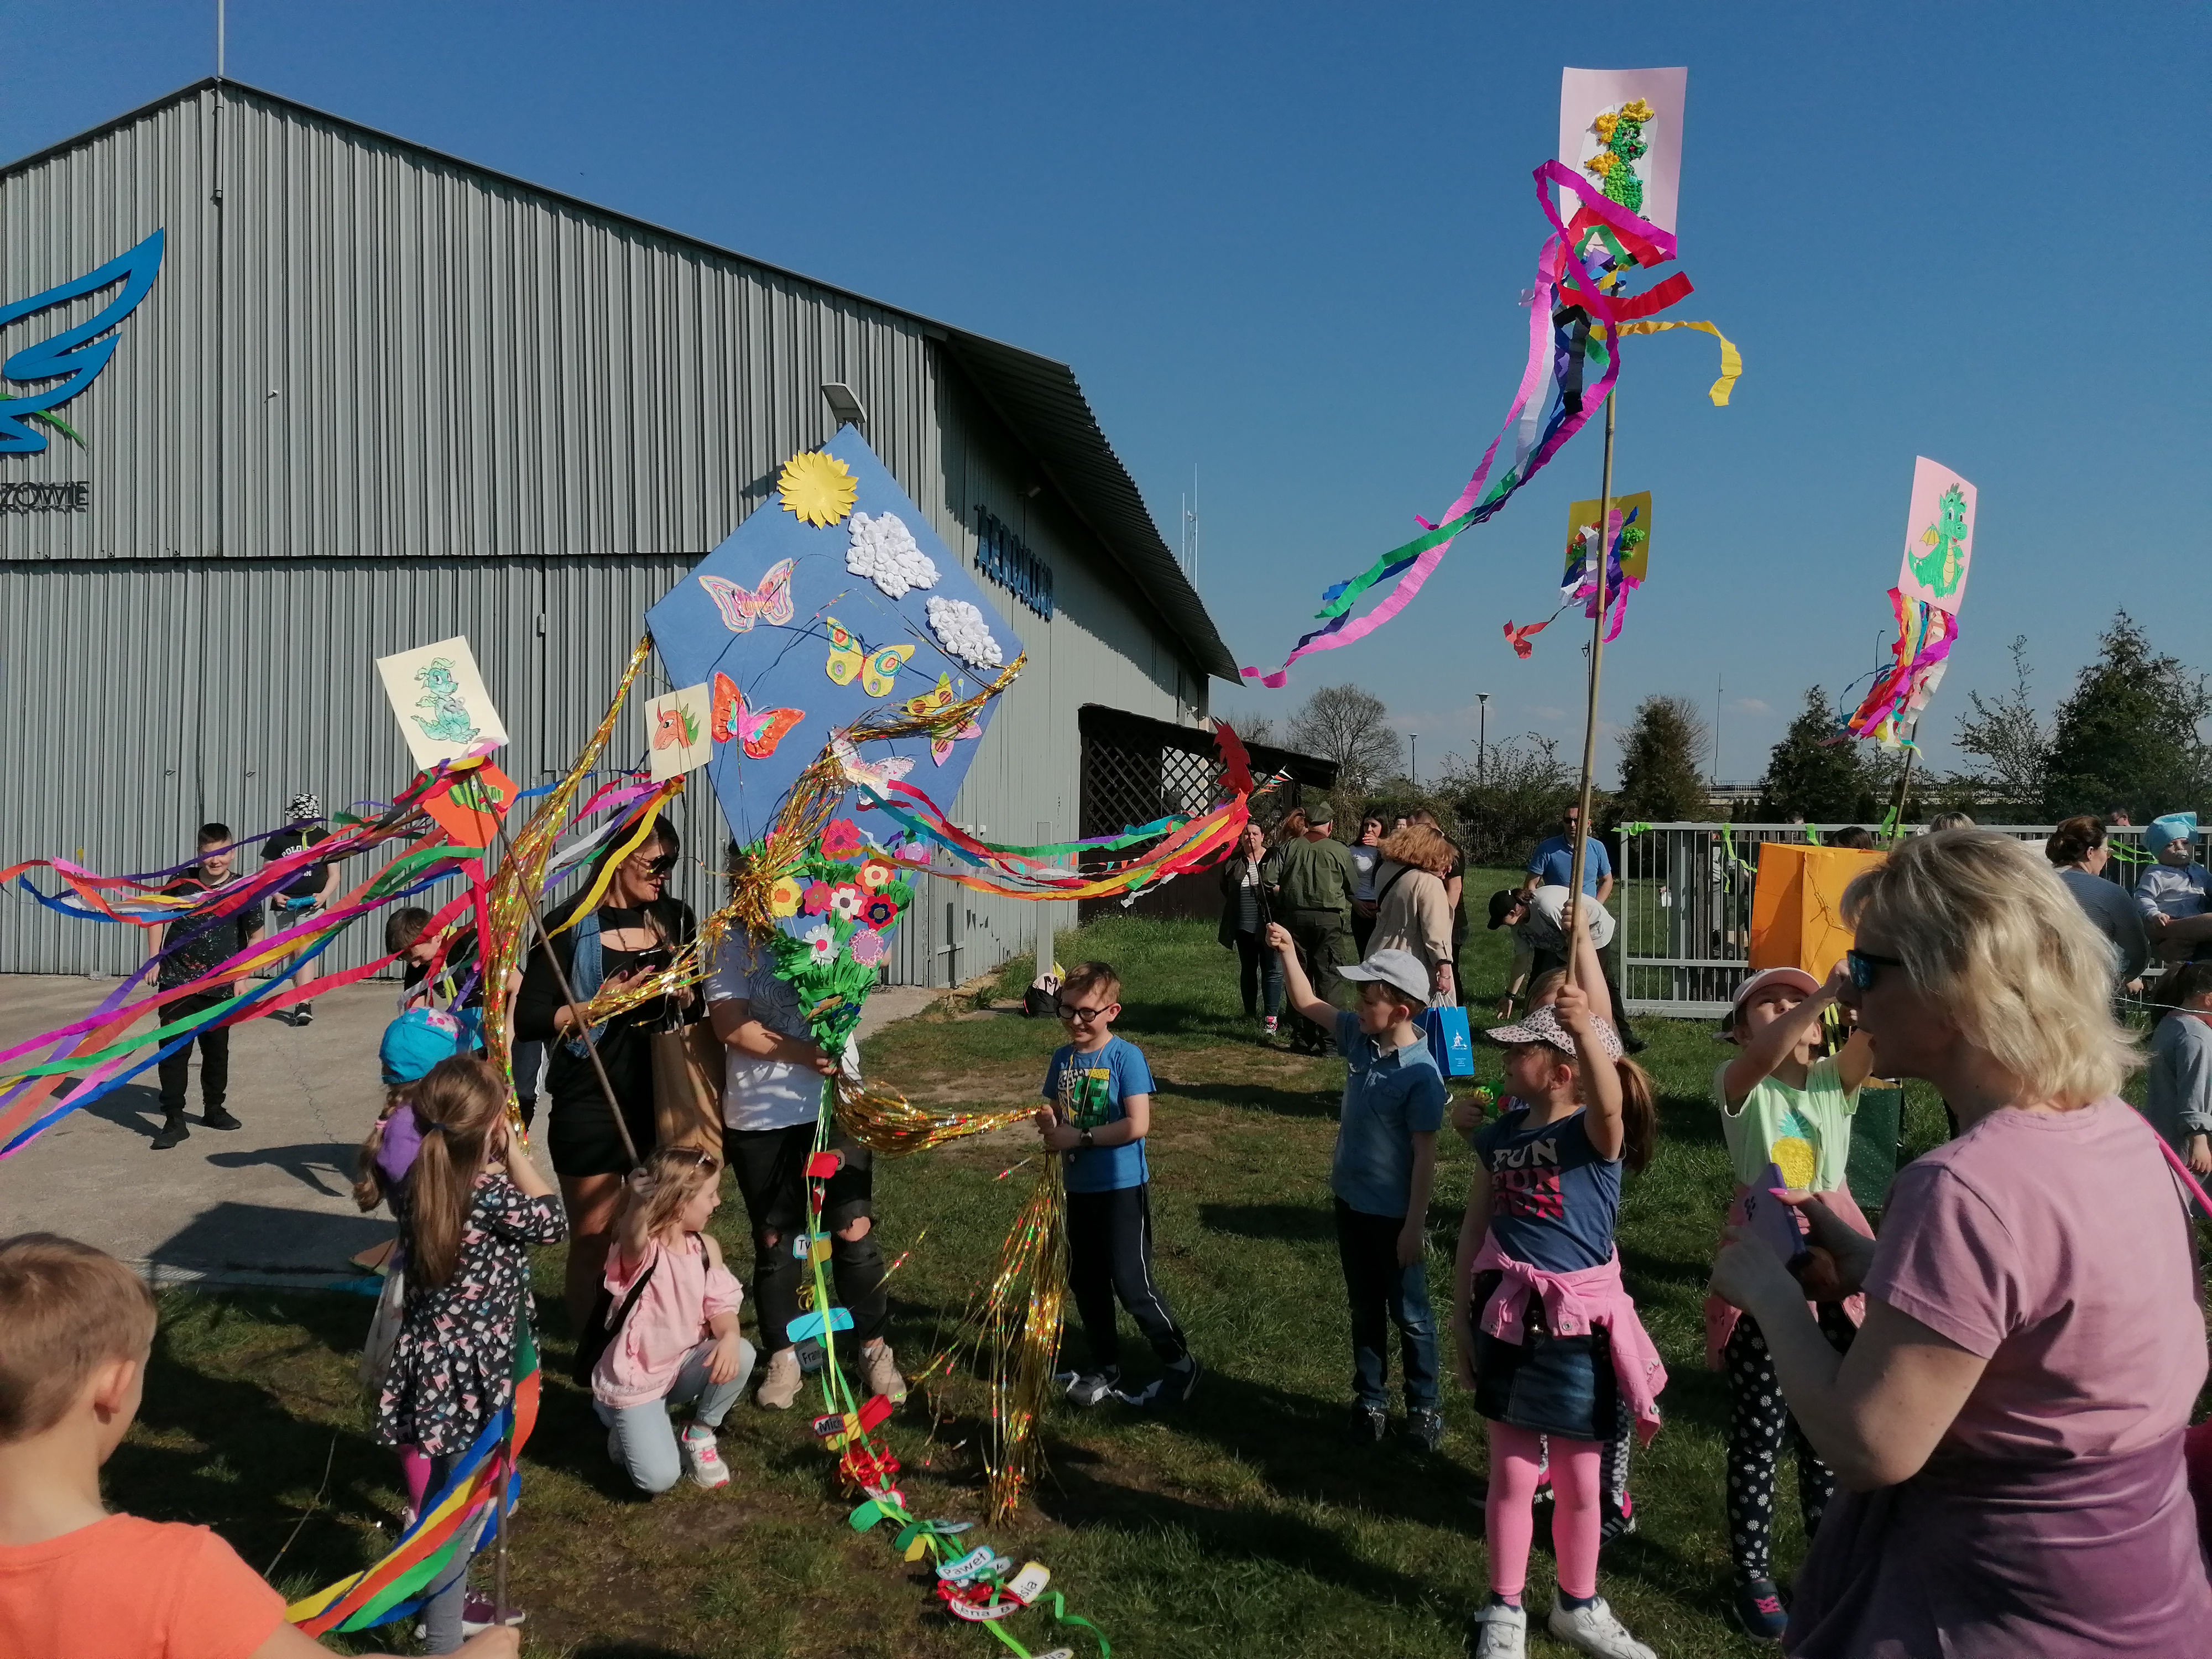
[0,975,939,1288]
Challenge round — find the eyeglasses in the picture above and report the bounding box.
[1060,1003,1116,1024]
[1845,948,1905,991]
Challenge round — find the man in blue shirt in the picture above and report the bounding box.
[1523,805,1613,902]
[1267,930,1449,1450]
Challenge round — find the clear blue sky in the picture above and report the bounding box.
[7,3,2206,784]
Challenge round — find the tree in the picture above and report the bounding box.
[1953,635,2051,812]
[1443,733,1580,865]
[1614,694,1710,824]
[1222,711,1279,748]
[2043,614,2212,819]
[1760,687,1869,823]
[1287,684,1403,796]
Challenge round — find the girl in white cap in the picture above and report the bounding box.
[1706,963,1875,1641]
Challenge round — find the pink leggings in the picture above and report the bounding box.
[1486,1421,1601,1600]
[400,1445,432,1515]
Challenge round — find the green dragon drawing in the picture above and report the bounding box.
[1584,98,1655,216]
[410,657,482,745]
[1909,482,1971,598]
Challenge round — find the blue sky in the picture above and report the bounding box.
[7,3,2206,784]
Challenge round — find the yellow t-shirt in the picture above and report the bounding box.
[1712,1053,1859,1192]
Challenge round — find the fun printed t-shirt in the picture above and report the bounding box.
[1042,1036,1154,1193]
[1475,1104,1621,1271]
[706,932,860,1133]
[1867,1098,2207,1463]
[0,1512,285,1659]
[1331,1009,1448,1216]
[261,823,332,904]
[154,873,260,992]
[1713,1053,1859,1192]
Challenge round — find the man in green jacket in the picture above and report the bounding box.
[1262,800,1358,1055]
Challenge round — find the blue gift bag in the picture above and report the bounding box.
[1422,1005,1475,1077]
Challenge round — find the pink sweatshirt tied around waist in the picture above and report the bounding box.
[1469,1234,1668,1444]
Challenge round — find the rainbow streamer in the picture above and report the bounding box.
[1241,161,1735,687]
[1845,589,1957,745]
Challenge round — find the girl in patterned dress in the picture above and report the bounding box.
[373,1057,567,1654]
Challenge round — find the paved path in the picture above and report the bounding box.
[0,976,940,1288]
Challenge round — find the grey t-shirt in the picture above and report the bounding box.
[2057,867,2150,987]
[2146,1011,2212,1153]
[1511,884,1616,956]
[705,933,860,1133]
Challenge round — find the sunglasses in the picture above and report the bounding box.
[1845,948,1905,991]
[640,855,677,877]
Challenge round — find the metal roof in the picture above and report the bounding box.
[1,77,1238,684]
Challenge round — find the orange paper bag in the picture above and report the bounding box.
[1748,843,1886,982]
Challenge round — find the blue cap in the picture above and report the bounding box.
[2148,813,2199,855]
[379,1006,480,1084]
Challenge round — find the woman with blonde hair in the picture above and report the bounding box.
[1369,821,1457,1003]
[1710,830,2212,1656]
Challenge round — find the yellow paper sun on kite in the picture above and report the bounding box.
[778,451,858,528]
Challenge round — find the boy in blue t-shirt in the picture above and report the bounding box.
[1032,961,1199,1408]
[1269,927,1450,1448]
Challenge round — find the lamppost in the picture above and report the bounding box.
[1410,733,1418,789]
[1476,693,1491,786]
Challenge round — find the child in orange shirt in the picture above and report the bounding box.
[0,1231,516,1659]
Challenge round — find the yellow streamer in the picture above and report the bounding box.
[1615,317,1743,405]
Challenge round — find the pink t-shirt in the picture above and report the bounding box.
[1868,1097,2206,1462]
[591,1232,743,1410]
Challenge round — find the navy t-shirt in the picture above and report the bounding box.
[1041,1037,1154,1193]
[1473,1104,1621,1271]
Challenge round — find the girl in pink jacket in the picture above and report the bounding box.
[1453,984,1666,1659]
[593,1147,754,1494]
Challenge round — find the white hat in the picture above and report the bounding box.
[1731,966,1820,1011]
[1339,948,1430,1003]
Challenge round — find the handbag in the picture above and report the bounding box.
[357,1259,407,1395]
[571,1254,660,1387]
[651,1020,726,1154]
[1421,1004,1476,1078]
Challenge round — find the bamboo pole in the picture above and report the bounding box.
[1563,391,1616,988]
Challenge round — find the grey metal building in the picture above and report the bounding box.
[0,78,1239,984]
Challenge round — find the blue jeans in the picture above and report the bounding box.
[1333,1198,1438,1410]
[606,1338,755,1494]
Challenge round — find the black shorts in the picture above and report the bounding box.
[724,1119,874,1236]
[1470,1269,1620,1442]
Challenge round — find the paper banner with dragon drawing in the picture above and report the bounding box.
[1561,67,1688,238]
[1846,457,1978,745]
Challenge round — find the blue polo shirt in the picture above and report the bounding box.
[1527,833,1611,895]
[1331,1010,1449,1217]
[1041,1037,1154,1194]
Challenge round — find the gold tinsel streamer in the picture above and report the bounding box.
[980,1154,1067,1520]
[832,1075,1034,1156]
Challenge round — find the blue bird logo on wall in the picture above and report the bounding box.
[0,231,164,455]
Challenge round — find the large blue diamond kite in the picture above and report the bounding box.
[647,426,1021,848]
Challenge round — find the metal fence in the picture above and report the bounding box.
[1616,821,2183,1018]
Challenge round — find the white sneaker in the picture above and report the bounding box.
[1472,1601,1527,1658]
[861,1339,908,1404]
[754,1347,804,1410]
[681,1423,730,1489]
[1547,1596,1655,1659]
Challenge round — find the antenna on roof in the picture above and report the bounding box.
[216,0,225,79]
[1181,466,1199,581]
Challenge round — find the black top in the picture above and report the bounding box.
[514,896,699,1113]
[156,873,263,991]
[262,825,333,902]
[404,924,485,1010]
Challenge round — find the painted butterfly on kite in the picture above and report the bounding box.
[825,616,914,696]
[700,559,795,634]
[711,671,804,760]
[901,673,982,764]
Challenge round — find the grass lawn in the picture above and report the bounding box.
[119,872,1963,1657]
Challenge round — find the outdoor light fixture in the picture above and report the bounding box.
[821,382,867,430]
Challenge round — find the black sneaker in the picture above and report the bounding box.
[150,1114,190,1150]
[1057,1367,1122,1407]
[1347,1404,1389,1443]
[1600,1495,1637,1544]
[1728,1576,1789,1643]
[202,1104,242,1131]
[1404,1407,1445,1450]
[291,1003,315,1026]
[1124,1356,1199,1409]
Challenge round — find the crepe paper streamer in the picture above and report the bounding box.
[1241,161,1726,687]
[786,1306,856,1344]
[806,1149,846,1178]
[1845,589,1958,744]
[813,1392,895,1447]
[547,780,679,934]
[1614,319,1740,405]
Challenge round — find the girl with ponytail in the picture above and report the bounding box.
[371,1056,566,1652]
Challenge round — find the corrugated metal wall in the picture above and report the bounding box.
[0,83,1206,985]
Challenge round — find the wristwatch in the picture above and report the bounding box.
[1079,1128,1095,1149]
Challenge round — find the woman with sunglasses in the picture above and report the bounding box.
[516,818,698,1327]
[1710,830,2212,1656]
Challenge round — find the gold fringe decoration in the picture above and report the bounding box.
[979,1155,1067,1520]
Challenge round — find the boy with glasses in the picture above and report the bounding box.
[1032,961,1199,1408]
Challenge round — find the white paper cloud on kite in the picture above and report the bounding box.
[926,597,1003,670]
[846,510,938,599]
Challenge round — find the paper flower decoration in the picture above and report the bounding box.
[777,452,858,528]
[893,839,931,864]
[801,922,839,965]
[926,597,1003,670]
[801,881,835,916]
[821,818,863,861]
[860,895,900,930]
[828,883,864,921]
[858,856,898,891]
[847,510,939,598]
[769,875,805,918]
[849,928,888,967]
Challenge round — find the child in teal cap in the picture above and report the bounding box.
[2135,813,2209,966]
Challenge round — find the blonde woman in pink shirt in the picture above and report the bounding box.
[1712,831,2212,1656]
[593,1147,755,1494]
